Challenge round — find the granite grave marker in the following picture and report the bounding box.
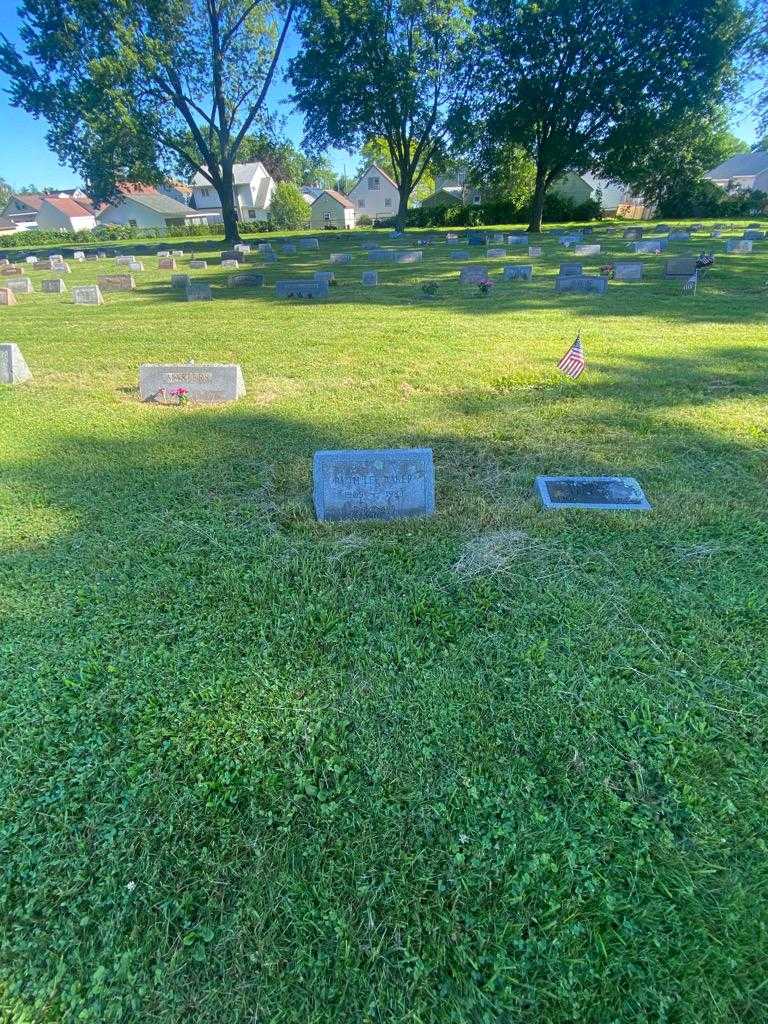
[313,448,435,522]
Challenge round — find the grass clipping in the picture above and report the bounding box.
[452,530,541,580]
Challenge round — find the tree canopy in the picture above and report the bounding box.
[0,0,296,243]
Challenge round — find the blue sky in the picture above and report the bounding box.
[0,9,762,192]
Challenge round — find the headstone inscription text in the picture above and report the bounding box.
[535,475,650,511]
[313,448,435,522]
[139,363,246,404]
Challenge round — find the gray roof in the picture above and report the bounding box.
[706,151,768,179]
[128,192,197,217]
[192,161,269,186]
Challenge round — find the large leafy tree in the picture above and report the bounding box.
[290,0,474,228]
[470,0,748,232]
[355,137,436,203]
[0,0,296,244]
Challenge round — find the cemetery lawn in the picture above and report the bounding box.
[2,222,768,1024]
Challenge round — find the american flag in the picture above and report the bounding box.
[557,334,586,378]
[681,273,698,295]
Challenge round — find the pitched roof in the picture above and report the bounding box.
[12,193,45,211]
[191,161,270,186]
[314,188,354,209]
[350,162,399,192]
[121,191,199,217]
[706,151,768,179]
[42,195,95,218]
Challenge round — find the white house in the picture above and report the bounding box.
[36,196,97,231]
[348,163,400,220]
[1,193,44,230]
[705,152,768,193]
[97,187,208,229]
[191,162,276,223]
[310,190,356,229]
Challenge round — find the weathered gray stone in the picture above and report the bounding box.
[314,271,335,285]
[664,258,698,278]
[743,229,765,240]
[330,253,352,264]
[235,244,251,253]
[392,250,422,263]
[228,272,264,287]
[282,243,297,254]
[98,274,135,292]
[726,239,753,253]
[361,271,378,286]
[487,248,507,258]
[184,283,213,301]
[573,244,601,256]
[221,250,241,262]
[0,288,18,306]
[42,278,67,293]
[502,265,533,281]
[49,261,71,274]
[528,245,543,257]
[127,261,144,272]
[468,232,486,246]
[157,250,171,258]
[313,448,435,522]
[72,285,104,305]
[668,230,690,241]
[5,277,33,294]
[0,343,32,384]
[554,275,607,294]
[139,362,245,404]
[633,239,668,253]
[171,274,192,289]
[188,260,208,269]
[116,255,136,266]
[368,249,396,262]
[25,256,38,264]
[613,261,643,281]
[450,250,469,260]
[1,265,21,276]
[623,228,643,240]
[158,258,177,270]
[300,238,320,250]
[507,234,529,245]
[459,266,489,284]
[558,263,583,277]
[276,279,329,299]
[221,259,240,268]
[171,250,184,258]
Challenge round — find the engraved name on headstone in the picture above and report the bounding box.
[72,285,104,305]
[221,259,240,268]
[313,448,435,522]
[528,245,543,257]
[0,343,32,384]
[623,228,643,240]
[98,274,135,292]
[139,362,246,404]
[158,258,177,270]
[613,261,643,281]
[536,475,650,511]
[502,265,533,281]
[554,275,607,294]
[633,239,667,253]
[275,280,329,299]
[368,249,396,262]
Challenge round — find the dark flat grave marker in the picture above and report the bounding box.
[313,448,435,522]
[536,475,650,511]
[664,258,697,278]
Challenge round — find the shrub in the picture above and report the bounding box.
[658,180,768,219]
[356,214,373,226]
[269,182,311,230]
[405,192,600,229]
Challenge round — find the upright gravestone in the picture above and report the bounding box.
[0,342,32,384]
[664,258,698,278]
[633,239,667,253]
[468,232,487,246]
[50,262,71,274]
[263,252,278,263]
[0,288,18,306]
[282,243,297,255]
[276,279,329,299]
[139,362,246,404]
[25,256,38,264]
[314,271,335,285]
[459,266,488,284]
[158,258,177,270]
[554,275,607,294]
[623,228,643,240]
[613,261,643,281]
[116,255,135,266]
[689,223,703,232]
[528,245,543,257]
[558,262,583,277]
[42,278,67,293]
[450,250,469,260]
[393,250,422,263]
[726,239,753,254]
[502,265,533,281]
[487,248,507,258]
[1,266,21,276]
[221,250,241,262]
[72,285,104,305]
[330,253,352,264]
[157,250,170,258]
[574,244,601,256]
[257,243,273,254]
[221,259,239,268]
[184,283,213,301]
[655,224,671,233]
[668,230,691,241]
[368,249,395,262]
[5,277,33,294]
[362,271,378,286]
[171,250,184,258]
[235,244,252,254]
[300,238,320,250]
[189,260,208,269]
[128,261,144,272]
[743,229,765,240]
[228,272,264,287]
[507,234,529,245]
[171,274,192,289]
[313,448,435,522]
[98,274,135,292]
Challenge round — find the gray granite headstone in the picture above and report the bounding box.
[502,265,533,281]
[536,475,650,511]
[282,243,297,254]
[25,255,38,264]
[98,274,135,292]
[528,245,543,257]
[0,342,32,384]
[362,271,378,286]
[393,250,422,263]
[257,243,273,254]
[171,250,184,258]
[235,244,252,253]
[171,274,192,289]
[633,239,667,253]
[613,261,643,281]
[710,229,723,238]
[330,253,352,264]
[184,283,213,301]
[189,260,208,269]
[558,262,583,277]
[221,250,241,262]
[158,258,177,270]
[743,230,765,240]
[221,259,239,268]
[668,230,690,241]
[157,250,171,257]
[1,265,21,276]
[139,362,245,403]
[450,250,469,260]
[116,255,135,266]
[300,238,320,250]
[468,232,486,246]
[128,261,144,272]
[42,278,67,293]
[623,228,643,240]
[459,266,488,284]
[573,244,601,256]
[5,277,33,293]
[313,448,435,522]
[228,272,264,287]
[554,275,607,294]
[664,258,697,278]
[276,279,329,299]
[655,224,671,233]
[506,234,529,245]
[368,249,395,262]
[72,285,104,305]
[726,239,753,253]
[487,248,507,258]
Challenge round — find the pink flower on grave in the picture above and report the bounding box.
[169,386,189,405]
[477,278,494,296]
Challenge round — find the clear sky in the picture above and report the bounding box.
[0,8,762,192]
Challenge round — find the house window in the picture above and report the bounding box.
[248,209,257,219]
[472,193,482,205]
[358,199,365,209]
[324,212,332,222]
[200,187,210,197]
[368,176,380,190]
[384,198,392,208]
[128,219,137,227]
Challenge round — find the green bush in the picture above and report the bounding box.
[406,192,600,229]
[269,182,311,231]
[356,214,373,226]
[658,180,768,219]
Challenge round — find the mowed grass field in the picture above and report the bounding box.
[1,222,768,1023]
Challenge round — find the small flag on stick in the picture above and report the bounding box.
[681,272,698,296]
[557,334,586,378]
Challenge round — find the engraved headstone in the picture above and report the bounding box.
[743,229,765,240]
[157,250,171,258]
[221,250,241,261]
[5,277,33,294]
[300,238,320,250]
[221,259,239,268]
[393,250,422,263]
[459,266,489,284]
[573,244,601,256]
[554,275,607,294]
[655,224,671,233]
[184,283,213,301]
[313,448,435,522]
[362,270,378,286]
[139,362,245,404]
[507,234,529,245]
[0,258,8,266]
[276,279,329,299]
[487,248,507,258]
[528,245,543,257]
[558,262,583,277]
[171,250,184,258]
[633,239,667,253]
[25,255,38,264]
[116,255,135,266]
[502,265,533,281]
[1,265,21,275]
[228,272,264,287]
[0,343,32,384]
[445,232,459,241]
[613,261,643,281]
[450,250,469,260]
[171,274,192,289]
[50,262,71,274]
[127,261,144,272]
[98,274,135,292]
[235,244,251,253]
[0,288,17,306]
[72,285,104,305]
[42,278,67,293]
[189,260,208,269]
[726,239,753,253]
[314,271,335,285]
[368,249,395,262]
[668,230,690,241]
[664,258,698,278]
[330,253,352,264]
[623,228,643,240]
[257,243,273,254]
[536,475,650,511]
[158,258,177,270]
[468,232,487,246]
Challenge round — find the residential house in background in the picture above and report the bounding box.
[159,180,194,206]
[191,162,276,223]
[421,186,467,209]
[705,152,768,193]
[0,215,17,235]
[1,190,97,231]
[301,186,324,204]
[2,193,45,230]
[348,163,400,220]
[97,185,208,229]
[309,189,356,229]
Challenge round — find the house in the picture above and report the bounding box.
[551,171,595,206]
[705,152,768,193]
[191,162,276,223]
[0,215,17,236]
[551,171,653,218]
[421,186,466,209]
[159,180,193,206]
[310,190,356,229]
[1,190,97,231]
[2,193,45,230]
[301,186,324,204]
[348,163,400,220]
[97,186,209,229]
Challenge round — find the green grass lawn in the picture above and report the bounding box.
[1,221,767,1023]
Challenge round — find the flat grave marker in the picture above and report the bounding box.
[0,343,32,384]
[743,229,765,240]
[330,253,352,264]
[528,245,543,257]
[139,362,245,404]
[726,239,753,253]
[313,448,435,523]
[362,271,378,286]
[536,475,650,511]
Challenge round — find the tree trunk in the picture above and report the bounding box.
[527,164,548,233]
[395,180,410,230]
[219,161,241,245]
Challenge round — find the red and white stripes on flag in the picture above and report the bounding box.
[557,334,585,378]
